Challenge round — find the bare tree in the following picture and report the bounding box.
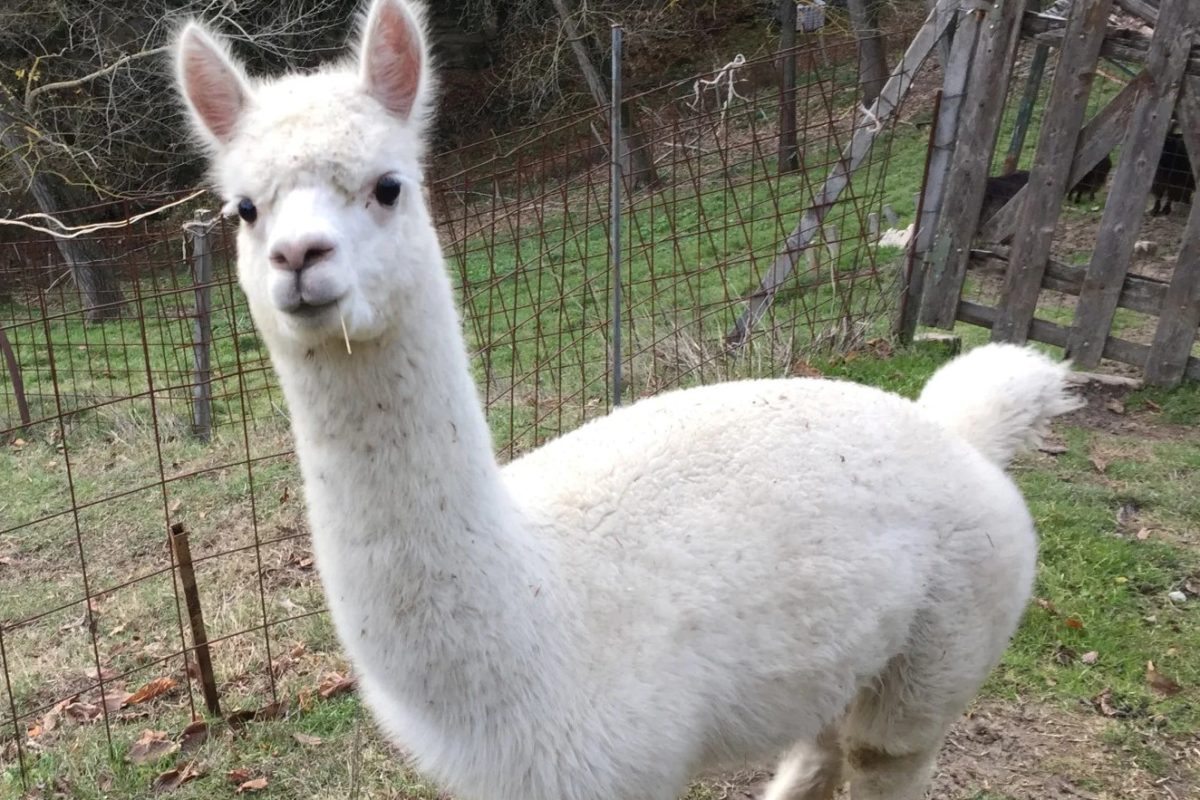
[777,0,800,174]
[0,0,356,318]
[547,0,659,188]
[847,0,889,108]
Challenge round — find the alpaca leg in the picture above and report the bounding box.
[844,741,942,800]
[841,648,975,800]
[761,728,843,800]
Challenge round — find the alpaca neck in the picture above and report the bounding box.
[267,273,562,701]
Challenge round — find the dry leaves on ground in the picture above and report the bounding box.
[236,777,269,793]
[127,677,178,706]
[317,671,357,699]
[128,730,180,765]
[152,761,202,792]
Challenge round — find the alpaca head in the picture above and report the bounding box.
[174,0,437,349]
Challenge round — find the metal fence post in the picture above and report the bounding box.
[610,24,624,407]
[188,215,213,441]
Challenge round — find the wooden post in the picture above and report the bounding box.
[189,219,213,442]
[1145,77,1200,386]
[0,326,30,428]
[170,522,221,716]
[1003,44,1050,174]
[778,0,801,174]
[913,2,984,286]
[726,0,956,347]
[921,0,1031,328]
[898,88,944,344]
[992,0,1114,344]
[1068,0,1197,368]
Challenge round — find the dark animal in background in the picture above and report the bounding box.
[980,170,1030,220]
[1069,155,1112,203]
[1151,133,1195,216]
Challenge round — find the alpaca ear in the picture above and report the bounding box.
[175,22,252,147]
[358,0,427,121]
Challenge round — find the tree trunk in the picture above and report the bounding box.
[550,0,659,189]
[848,0,889,108]
[778,0,800,173]
[0,88,123,322]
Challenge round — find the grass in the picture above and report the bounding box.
[3,43,1198,800]
[3,340,1196,798]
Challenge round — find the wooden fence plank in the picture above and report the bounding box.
[979,72,1140,243]
[992,0,1114,344]
[1068,0,1197,368]
[960,299,1200,378]
[921,0,1031,328]
[725,0,957,347]
[1145,76,1200,386]
[1022,11,1200,75]
[973,246,1168,314]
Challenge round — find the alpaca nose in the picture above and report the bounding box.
[269,234,336,272]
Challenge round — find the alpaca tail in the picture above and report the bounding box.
[917,343,1084,467]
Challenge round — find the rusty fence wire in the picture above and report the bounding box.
[1,33,930,787]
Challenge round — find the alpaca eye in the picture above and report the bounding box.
[374,175,402,206]
[237,198,257,224]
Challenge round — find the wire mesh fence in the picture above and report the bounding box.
[0,31,929,787]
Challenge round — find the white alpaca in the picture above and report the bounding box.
[174,3,1082,799]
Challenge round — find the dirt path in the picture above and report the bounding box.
[696,700,1197,800]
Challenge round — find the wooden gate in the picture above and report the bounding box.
[903,0,1200,386]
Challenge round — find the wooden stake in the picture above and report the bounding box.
[170,522,221,716]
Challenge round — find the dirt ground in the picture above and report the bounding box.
[702,700,1197,800]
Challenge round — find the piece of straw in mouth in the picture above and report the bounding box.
[338,308,353,355]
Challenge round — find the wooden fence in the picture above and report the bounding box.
[898,0,1200,386]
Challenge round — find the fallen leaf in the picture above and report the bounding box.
[168,498,182,514]
[127,677,177,706]
[11,438,26,449]
[1081,651,1099,665]
[1064,616,1084,630]
[289,643,306,659]
[26,723,42,738]
[64,702,101,723]
[128,730,180,765]
[317,672,356,699]
[1054,644,1077,665]
[1092,688,1123,718]
[237,777,269,793]
[1136,528,1152,541]
[101,689,133,714]
[1105,399,1126,415]
[153,761,202,792]
[1143,399,1162,412]
[178,720,209,753]
[226,768,253,785]
[36,698,74,736]
[1089,454,1108,474]
[1146,661,1182,697]
[1034,597,1059,615]
[292,733,322,747]
[297,689,314,713]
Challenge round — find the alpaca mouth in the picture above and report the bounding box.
[284,298,339,319]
